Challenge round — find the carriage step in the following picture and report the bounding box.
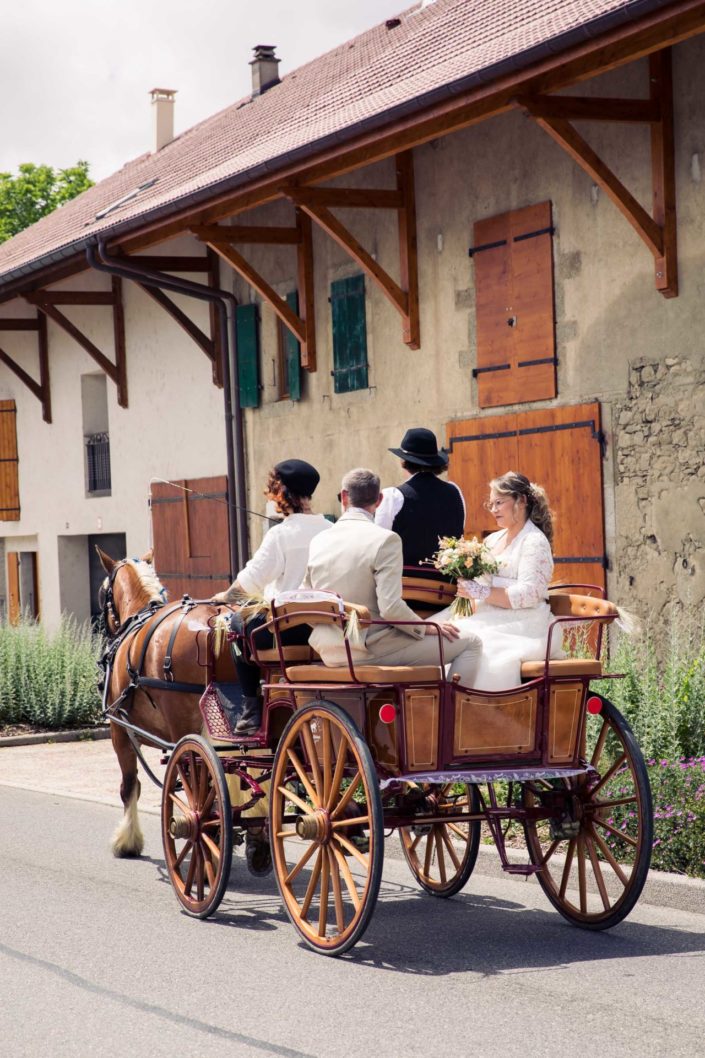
[199,682,245,740]
[501,863,542,876]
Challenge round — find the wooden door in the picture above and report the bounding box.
[150,476,232,600]
[446,402,606,592]
[7,551,20,624]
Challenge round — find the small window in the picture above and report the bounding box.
[277,291,301,401]
[81,374,111,495]
[330,274,368,394]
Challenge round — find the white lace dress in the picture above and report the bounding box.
[438,520,563,691]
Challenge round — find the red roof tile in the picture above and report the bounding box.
[0,0,680,287]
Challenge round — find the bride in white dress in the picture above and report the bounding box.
[442,471,563,691]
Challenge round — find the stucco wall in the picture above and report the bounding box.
[1,40,704,626]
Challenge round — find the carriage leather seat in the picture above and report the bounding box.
[256,645,317,663]
[284,664,443,683]
[520,658,603,679]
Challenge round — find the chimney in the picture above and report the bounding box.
[150,88,177,151]
[250,45,280,97]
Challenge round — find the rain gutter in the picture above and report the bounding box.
[0,0,689,294]
[86,239,248,575]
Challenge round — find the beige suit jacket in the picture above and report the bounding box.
[302,509,424,648]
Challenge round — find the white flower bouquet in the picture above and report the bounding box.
[427,535,500,618]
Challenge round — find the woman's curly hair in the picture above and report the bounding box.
[265,468,308,516]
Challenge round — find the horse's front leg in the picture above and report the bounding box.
[110,725,144,858]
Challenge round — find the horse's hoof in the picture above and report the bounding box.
[245,834,272,876]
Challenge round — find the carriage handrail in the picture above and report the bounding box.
[544,610,617,671]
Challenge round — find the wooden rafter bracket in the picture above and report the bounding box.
[285,149,420,348]
[192,224,317,371]
[517,47,677,297]
[25,280,129,405]
[0,312,51,422]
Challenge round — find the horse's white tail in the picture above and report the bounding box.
[111,786,144,858]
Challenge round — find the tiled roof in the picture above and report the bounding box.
[0,0,678,287]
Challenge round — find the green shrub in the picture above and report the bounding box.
[647,758,705,878]
[0,615,103,730]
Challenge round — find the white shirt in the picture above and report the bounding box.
[375,474,466,530]
[236,513,332,601]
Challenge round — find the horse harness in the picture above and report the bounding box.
[99,561,205,718]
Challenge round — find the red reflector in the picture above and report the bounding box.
[379,703,396,724]
[587,696,602,715]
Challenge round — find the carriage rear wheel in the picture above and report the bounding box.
[270,701,383,955]
[161,735,233,919]
[400,782,481,897]
[524,697,652,929]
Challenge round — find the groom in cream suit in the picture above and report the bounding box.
[303,468,481,685]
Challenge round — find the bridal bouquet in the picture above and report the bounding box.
[427,536,500,618]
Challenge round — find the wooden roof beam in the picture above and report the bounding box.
[0,312,51,422]
[192,224,301,244]
[517,95,661,123]
[520,47,677,296]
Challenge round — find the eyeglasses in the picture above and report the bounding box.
[337,492,342,503]
[483,498,512,512]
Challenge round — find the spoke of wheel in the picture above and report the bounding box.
[434,829,447,884]
[299,848,322,921]
[168,791,189,815]
[277,829,298,838]
[559,838,577,899]
[202,850,216,889]
[184,842,198,897]
[409,831,423,853]
[328,847,346,934]
[585,834,611,911]
[577,834,587,913]
[539,838,561,868]
[326,740,348,812]
[589,823,630,886]
[592,795,638,809]
[284,840,317,885]
[277,784,310,814]
[200,785,216,818]
[331,844,361,910]
[590,718,609,767]
[440,826,461,871]
[176,763,194,807]
[173,839,193,870]
[197,758,208,807]
[196,845,205,902]
[286,748,318,806]
[591,753,628,797]
[318,845,330,938]
[331,815,370,829]
[331,771,361,820]
[334,832,369,869]
[592,816,639,847]
[201,831,221,862]
[300,723,323,802]
[423,831,434,877]
[322,720,332,807]
[448,822,469,842]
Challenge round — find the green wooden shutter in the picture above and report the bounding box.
[331,274,368,394]
[236,303,260,408]
[285,291,301,401]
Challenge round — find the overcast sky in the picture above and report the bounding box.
[2,1,410,182]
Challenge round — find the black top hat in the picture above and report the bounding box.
[389,428,449,468]
[274,459,320,496]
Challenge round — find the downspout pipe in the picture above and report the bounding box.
[85,239,248,576]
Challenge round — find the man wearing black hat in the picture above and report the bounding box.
[376,427,466,567]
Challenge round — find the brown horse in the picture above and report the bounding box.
[97,548,222,857]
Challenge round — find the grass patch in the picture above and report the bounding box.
[0,615,103,731]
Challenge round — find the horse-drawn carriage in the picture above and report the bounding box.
[100,554,652,956]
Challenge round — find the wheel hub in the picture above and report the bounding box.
[295,810,329,842]
[169,811,198,841]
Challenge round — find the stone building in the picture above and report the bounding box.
[0,0,703,627]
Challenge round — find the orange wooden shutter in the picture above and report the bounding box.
[0,400,20,521]
[471,201,556,408]
[151,476,232,600]
[446,402,606,593]
[7,552,20,624]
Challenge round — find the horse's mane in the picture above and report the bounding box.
[125,559,166,608]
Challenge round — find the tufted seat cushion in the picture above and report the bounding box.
[521,659,603,678]
[285,664,443,684]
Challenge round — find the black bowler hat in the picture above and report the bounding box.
[274,459,320,496]
[389,428,449,468]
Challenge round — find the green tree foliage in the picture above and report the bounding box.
[0,161,93,243]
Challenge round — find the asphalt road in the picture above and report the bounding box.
[2,786,704,1058]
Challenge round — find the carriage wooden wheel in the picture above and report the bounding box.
[399,782,481,897]
[523,696,652,929]
[161,734,233,919]
[270,700,383,955]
